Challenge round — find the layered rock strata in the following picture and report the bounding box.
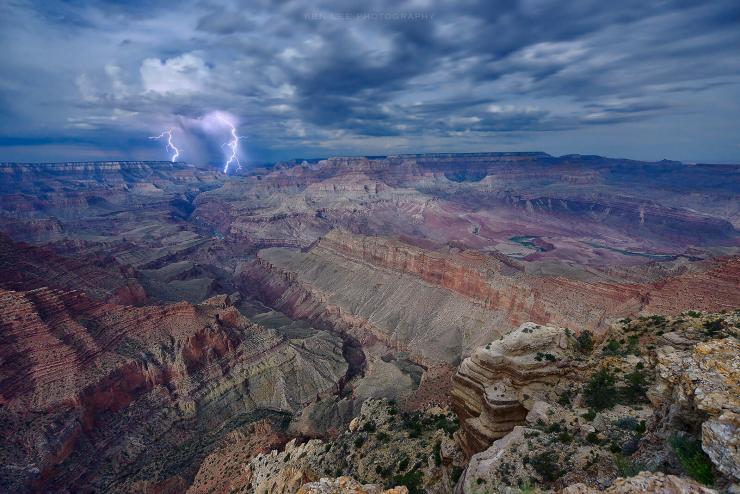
[0,289,347,492]
[452,311,739,493]
[451,322,588,456]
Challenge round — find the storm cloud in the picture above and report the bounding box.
[0,0,739,164]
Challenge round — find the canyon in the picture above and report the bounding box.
[0,154,738,492]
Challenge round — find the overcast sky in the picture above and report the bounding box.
[1,0,739,165]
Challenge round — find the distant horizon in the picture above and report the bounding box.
[3,150,740,167]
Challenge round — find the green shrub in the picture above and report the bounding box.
[362,421,377,432]
[392,469,423,494]
[671,435,714,485]
[623,366,648,403]
[451,466,464,483]
[530,451,563,482]
[582,409,597,421]
[603,339,621,355]
[433,441,442,467]
[584,368,617,411]
[558,388,573,407]
[613,453,642,477]
[577,330,594,354]
[558,431,573,443]
[615,417,639,430]
[702,319,724,337]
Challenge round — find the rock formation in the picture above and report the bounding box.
[452,312,739,493]
[247,399,465,494]
[559,471,717,493]
[0,155,738,493]
[297,476,408,494]
[451,322,589,456]
[0,289,347,492]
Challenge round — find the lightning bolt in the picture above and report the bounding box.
[149,129,180,162]
[218,116,245,173]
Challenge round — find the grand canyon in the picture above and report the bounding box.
[2,0,740,492]
[0,154,738,493]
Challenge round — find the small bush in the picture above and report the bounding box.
[530,451,563,482]
[577,330,594,354]
[613,453,642,478]
[603,339,621,355]
[615,417,639,431]
[558,431,573,443]
[584,368,618,411]
[433,441,442,467]
[392,469,423,494]
[671,435,714,485]
[623,366,648,403]
[451,466,464,483]
[702,319,724,337]
[582,409,597,421]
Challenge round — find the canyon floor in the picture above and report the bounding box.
[0,154,738,493]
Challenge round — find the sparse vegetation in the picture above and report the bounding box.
[528,451,563,482]
[702,319,724,337]
[613,452,643,478]
[576,330,594,354]
[433,440,442,466]
[584,367,617,411]
[392,469,423,493]
[602,339,621,355]
[622,365,648,403]
[671,435,714,485]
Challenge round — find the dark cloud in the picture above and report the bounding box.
[0,0,739,163]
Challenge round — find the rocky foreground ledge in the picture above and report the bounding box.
[451,311,738,493]
[245,310,736,494]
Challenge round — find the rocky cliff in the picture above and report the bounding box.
[451,312,739,493]
[0,289,347,492]
[239,230,740,367]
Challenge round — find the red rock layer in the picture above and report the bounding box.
[243,231,740,356]
[0,288,302,491]
[0,233,146,304]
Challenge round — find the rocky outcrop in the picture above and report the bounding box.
[0,289,347,492]
[560,471,717,493]
[298,476,408,494]
[187,420,288,494]
[649,330,739,481]
[453,312,739,493]
[0,233,147,304]
[451,322,589,456]
[248,399,465,494]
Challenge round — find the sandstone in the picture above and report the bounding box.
[650,334,739,480]
[560,471,717,493]
[451,322,589,456]
[0,287,347,492]
[297,476,409,494]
